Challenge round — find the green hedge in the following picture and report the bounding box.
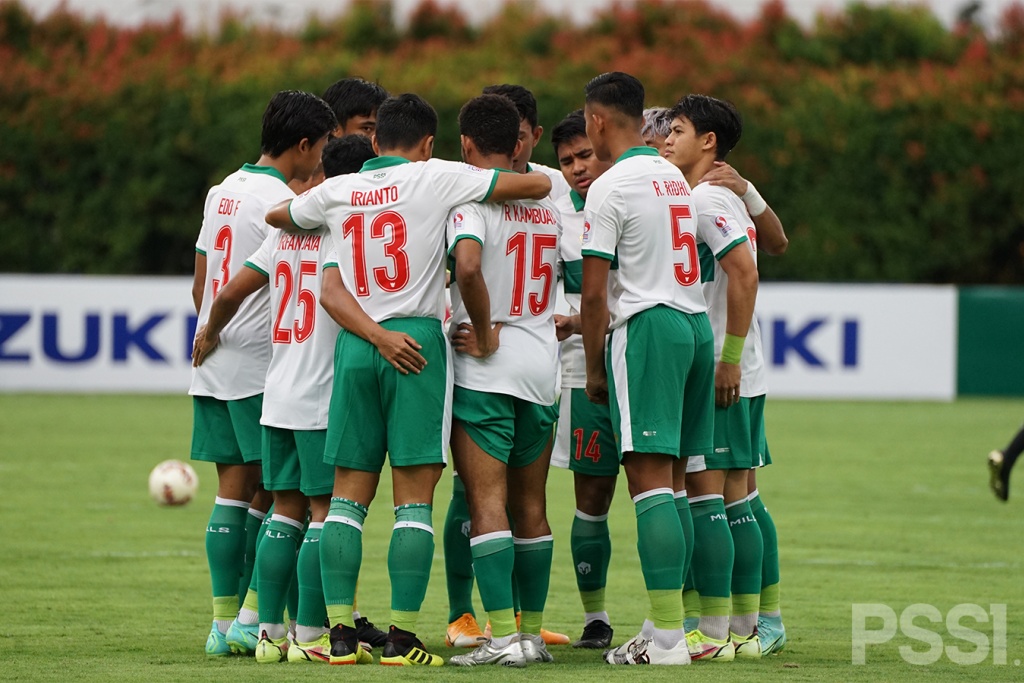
[1,0,1023,282]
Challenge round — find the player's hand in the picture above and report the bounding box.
[191,326,219,367]
[451,322,502,359]
[586,375,609,405]
[697,161,748,198]
[715,361,742,408]
[373,330,427,375]
[554,314,580,342]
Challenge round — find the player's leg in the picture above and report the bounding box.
[289,493,332,663]
[725,466,761,657]
[671,459,697,632]
[443,471,483,647]
[989,421,1024,501]
[240,487,272,610]
[748,413,785,655]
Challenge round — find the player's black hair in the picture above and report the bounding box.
[374,93,438,151]
[550,109,587,155]
[482,84,539,129]
[321,134,377,178]
[584,72,645,120]
[321,77,389,126]
[261,90,338,158]
[458,94,521,158]
[668,94,743,160]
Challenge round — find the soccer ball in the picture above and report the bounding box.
[148,459,199,506]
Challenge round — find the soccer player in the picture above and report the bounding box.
[546,109,618,649]
[265,93,552,666]
[191,90,336,656]
[322,77,389,137]
[641,107,671,153]
[443,94,561,667]
[988,426,1024,501]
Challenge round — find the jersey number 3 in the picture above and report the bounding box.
[670,205,699,286]
[343,211,410,296]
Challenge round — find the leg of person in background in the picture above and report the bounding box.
[988,422,1024,501]
[725,469,762,658]
[226,503,271,655]
[443,472,485,647]
[748,465,785,655]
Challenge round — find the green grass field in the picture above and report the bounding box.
[1,395,1022,682]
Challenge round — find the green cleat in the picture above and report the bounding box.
[732,631,761,658]
[288,632,331,663]
[686,629,735,661]
[255,630,289,663]
[205,623,232,656]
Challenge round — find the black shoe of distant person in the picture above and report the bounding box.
[988,450,1011,502]
[573,620,614,649]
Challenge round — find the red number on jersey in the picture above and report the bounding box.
[272,260,318,344]
[670,205,699,286]
[342,211,411,296]
[573,428,602,463]
[211,225,232,297]
[506,232,558,317]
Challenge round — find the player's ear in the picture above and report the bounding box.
[460,135,472,163]
[532,126,543,145]
[703,131,717,154]
[512,138,524,163]
[422,135,435,160]
[371,134,381,156]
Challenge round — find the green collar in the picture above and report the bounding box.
[615,146,660,164]
[569,189,585,212]
[241,163,287,183]
[360,156,411,172]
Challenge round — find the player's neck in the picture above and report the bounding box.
[606,131,648,164]
[377,146,430,163]
[254,153,294,183]
[683,155,717,188]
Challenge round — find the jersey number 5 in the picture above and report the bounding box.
[273,260,317,344]
[343,211,410,296]
[670,205,699,286]
[506,232,558,316]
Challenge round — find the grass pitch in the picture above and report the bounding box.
[1,395,1022,682]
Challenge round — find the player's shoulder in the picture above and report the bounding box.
[692,182,741,214]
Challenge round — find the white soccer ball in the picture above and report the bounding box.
[148,459,199,506]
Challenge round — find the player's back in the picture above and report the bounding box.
[582,148,704,329]
[191,164,294,399]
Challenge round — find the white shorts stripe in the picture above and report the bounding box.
[686,455,706,473]
[610,325,633,453]
[394,521,434,535]
[470,530,513,546]
[550,389,572,469]
[325,515,363,531]
[440,338,454,466]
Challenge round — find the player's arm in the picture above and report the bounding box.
[192,266,268,367]
[320,267,427,375]
[714,245,758,407]
[265,200,306,234]
[698,161,788,255]
[450,239,499,358]
[580,256,611,405]
[266,185,329,235]
[487,171,552,202]
[192,252,206,314]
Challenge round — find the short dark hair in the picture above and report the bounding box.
[261,90,337,158]
[584,72,645,120]
[321,134,376,178]
[482,84,538,129]
[668,94,743,160]
[321,77,389,125]
[550,109,587,155]
[374,94,438,151]
[458,94,521,158]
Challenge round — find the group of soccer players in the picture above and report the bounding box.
[188,71,788,667]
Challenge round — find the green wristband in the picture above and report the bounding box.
[721,333,745,365]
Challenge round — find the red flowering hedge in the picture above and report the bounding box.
[2,0,1023,282]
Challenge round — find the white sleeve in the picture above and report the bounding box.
[287,184,328,231]
[446,202,489,256]
[695,188,748,258]
[581,185,621,261]
[426,159,500,208]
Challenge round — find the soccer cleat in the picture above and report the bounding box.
[573,620,613,649]
[605,633,691,665]
[287,632,331,663]
[446,613,486,648]
[448,637,527,667]
[988,450,1010,501]
[255,630,289,663]
[379,626,444,666]
[732,631,761,659]
[225,619,259,655]
[328,624,373,665]
[757,615,787,655]
[355,616,388,649]
[603,632,651,664]
[686,629,736,661]
[205,623,232,656]
[520,633,554,663]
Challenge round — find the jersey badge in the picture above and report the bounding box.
[714,215,731,237]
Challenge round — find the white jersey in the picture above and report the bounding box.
[288,157,499,323]
[528,162,571,201]
[447,191,560,405]
[190,164,293,400]
[243,230,340,429]
[694,184,767,397]
[555,190,586,389]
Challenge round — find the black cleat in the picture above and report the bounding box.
[328,624,371,664]
[573,620,614,649]
[989,450,1010,502]
[380,626,444,666]
[354,616,388,649]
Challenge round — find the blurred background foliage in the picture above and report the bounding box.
[1,0,1023,282]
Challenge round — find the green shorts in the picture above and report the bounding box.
[687,395,767,472]
[191,394,263,465]
[606,305,714,460]
[452,386,557,468]
[324,317,451,473]
[261,426,333,496]
[551,388,619,476]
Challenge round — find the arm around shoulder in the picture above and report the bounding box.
[488,171,552,202]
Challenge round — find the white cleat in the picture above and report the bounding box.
[519,634,554,663]
[448,637,527,667]
[605,632,690,665]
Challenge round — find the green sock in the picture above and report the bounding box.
[320,497,366,628]
[749,493,781,613]
[470,532,516,637]
[239,507,268,606]
[513,536,553,635]
[674,493,694,583]
[296,523,327,629]
[389,504,434,633]
[256,515,303,626]
[570,511,611,611]
[285,520,305,624]
[691,496,733,638]
[683,588,701,623]
[205,499,249,611]
[727,500,763,636]
[635,490,684,629]
[443,476,476,623]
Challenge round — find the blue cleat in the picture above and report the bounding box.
[205,622,232,656]
[226,618,260,655]
[757,615,786,655]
